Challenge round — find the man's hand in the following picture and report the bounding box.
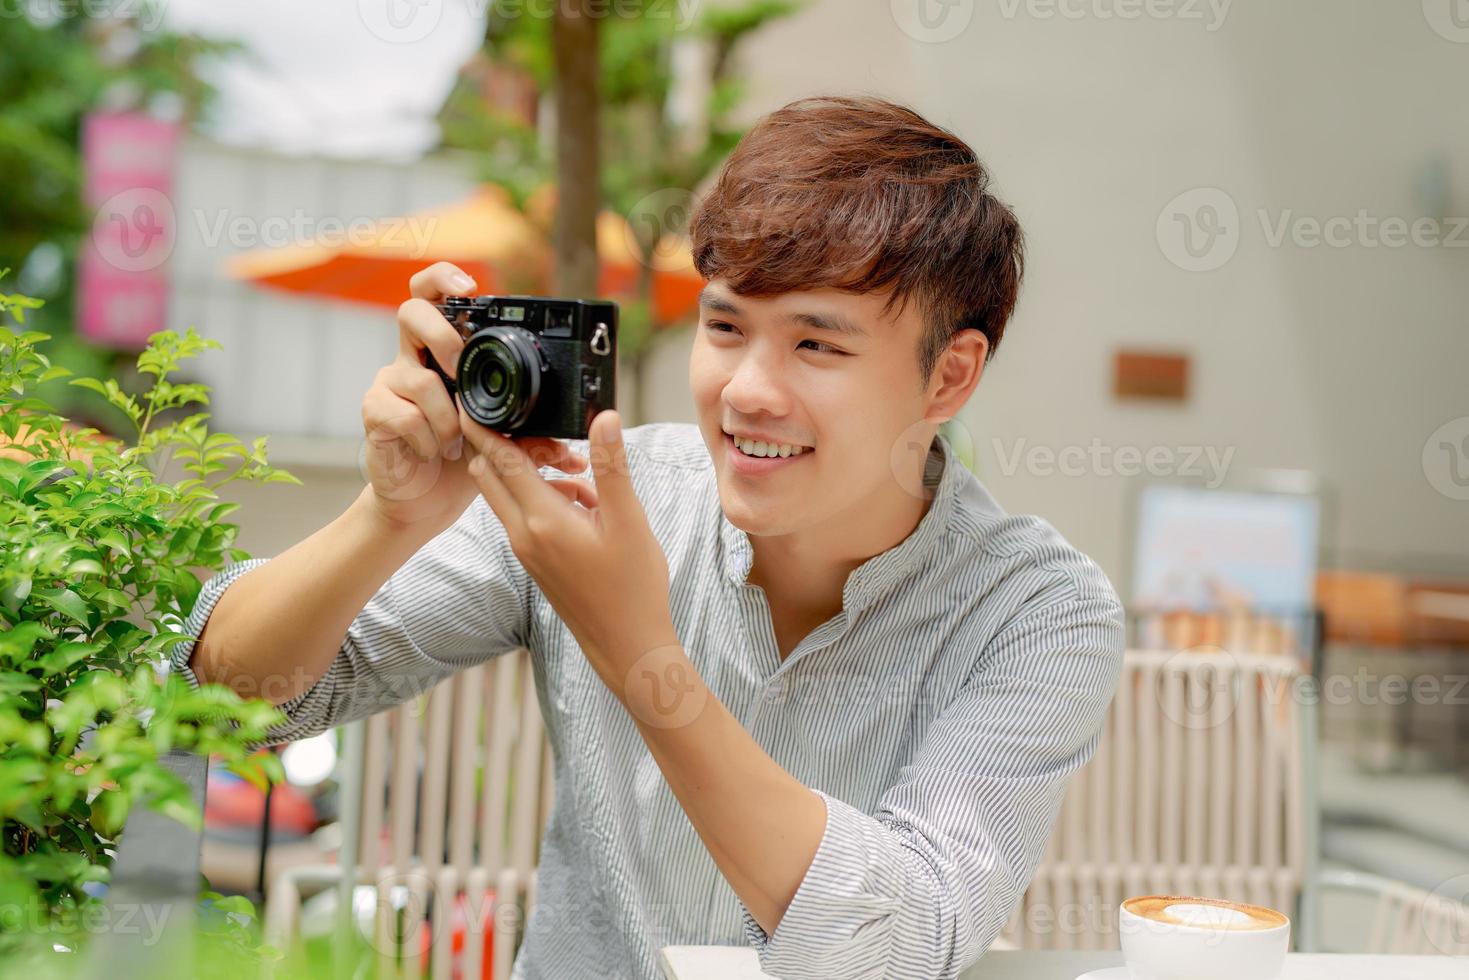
[459,404,678,686]
[361,262,586,534]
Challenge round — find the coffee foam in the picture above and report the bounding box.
[1123,895,1288,931]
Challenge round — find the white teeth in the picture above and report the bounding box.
[730,434,808,458]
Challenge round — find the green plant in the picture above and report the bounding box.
[0,284,301,968]
[438,0,802,423]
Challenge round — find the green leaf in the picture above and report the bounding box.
[0,622,48,662]
[36,641,97,676]
[206,502,241,522]
[95,527,130,555]
[1,576,33,614]
[35,588,92,629]
[66,558,105,577]
[0,674,42,694]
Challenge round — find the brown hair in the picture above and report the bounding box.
[689,95,1025,384]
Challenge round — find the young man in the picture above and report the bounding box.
[173,96,1125,979]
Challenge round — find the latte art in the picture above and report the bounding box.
[1123,895,1289,932]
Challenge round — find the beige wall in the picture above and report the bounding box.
[638,0,1469,588]
[214,1,1469,593]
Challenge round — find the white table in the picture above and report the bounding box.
[659,946,1467,979]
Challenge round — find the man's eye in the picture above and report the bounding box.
[799,340,842,354]
[705,320,738,334]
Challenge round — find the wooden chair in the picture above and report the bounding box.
[1000,648,1309,950]
[264,649,553,980]
[1318,869,1469,955]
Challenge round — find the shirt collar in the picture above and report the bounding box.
[716,432,961,614]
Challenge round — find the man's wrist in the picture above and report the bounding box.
[351,486,453,548]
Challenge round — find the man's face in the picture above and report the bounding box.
[688,280,938,539]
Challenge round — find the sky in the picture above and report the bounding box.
[161,0,488,159]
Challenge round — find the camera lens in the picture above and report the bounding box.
[457,327,543,431]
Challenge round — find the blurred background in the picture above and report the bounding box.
[4,0,1468,971]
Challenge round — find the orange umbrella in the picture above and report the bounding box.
[226,185,550,308]
[227,184,705,326]
[523,183,705,328]
[593,210,705,328]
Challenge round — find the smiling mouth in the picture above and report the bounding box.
[723,430,813,459]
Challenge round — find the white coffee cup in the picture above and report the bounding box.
[1118,895,1290,980]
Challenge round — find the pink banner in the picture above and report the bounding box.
[77,111,180,349]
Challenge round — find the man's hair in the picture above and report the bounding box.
[689,95,1025,384]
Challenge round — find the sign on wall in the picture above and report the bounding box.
[77,111,180,349]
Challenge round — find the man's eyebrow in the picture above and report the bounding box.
[697,287,869,339]
[783,309,868,338]
[697,287,742,315]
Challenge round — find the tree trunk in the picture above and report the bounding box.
[551,0,600,299]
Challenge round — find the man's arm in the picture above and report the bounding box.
[183,486,444,706]
[170,488,543,748]
[621,569,1126,980]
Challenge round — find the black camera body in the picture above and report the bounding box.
[426,295,617,440]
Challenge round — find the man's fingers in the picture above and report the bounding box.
[517,437,588,474]
[383,363,461,459]
[458,405,563,509]
[398,297,466,378]
[467,452,523,529]
[587,410,639,521]
[546,478,599,509]
[408,262,477,303]
[364,390,438,460]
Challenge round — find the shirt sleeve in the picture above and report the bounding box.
[736,566,1126,979]
[167,494,535,749]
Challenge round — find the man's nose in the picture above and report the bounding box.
[722,351,792,418]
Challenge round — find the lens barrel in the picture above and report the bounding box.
[457,326,544,430]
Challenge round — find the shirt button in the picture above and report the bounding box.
[765,677,787,704]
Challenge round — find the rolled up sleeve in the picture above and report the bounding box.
[167,495,536,749]
[737,569,1126,979]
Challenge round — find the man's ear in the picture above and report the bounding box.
[924,329,988,421]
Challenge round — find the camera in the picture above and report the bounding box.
[425,295,617,439]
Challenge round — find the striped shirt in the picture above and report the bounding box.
[170,422,1125,979]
